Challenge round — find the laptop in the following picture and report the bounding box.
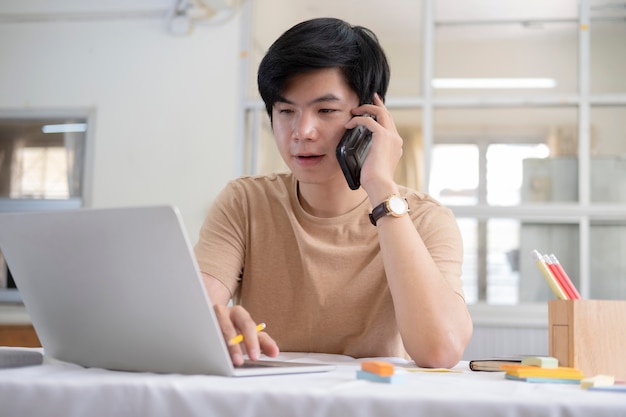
[0,206,333,377]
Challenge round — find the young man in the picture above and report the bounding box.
[194,17,472,368]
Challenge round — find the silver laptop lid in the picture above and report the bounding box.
[0,206,235,375]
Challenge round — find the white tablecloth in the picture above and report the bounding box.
[1,351,625,417]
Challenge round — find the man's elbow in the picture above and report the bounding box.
[410,326,473,369]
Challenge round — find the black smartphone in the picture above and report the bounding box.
[336,124,372,190]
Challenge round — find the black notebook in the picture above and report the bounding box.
[468,357,524,372]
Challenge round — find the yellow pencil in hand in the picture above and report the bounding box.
[228,322,266,346]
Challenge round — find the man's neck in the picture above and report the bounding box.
[297,180,368,218]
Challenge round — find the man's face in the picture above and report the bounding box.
[271,67,359,187]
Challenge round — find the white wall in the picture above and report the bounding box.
[0,1,242,239]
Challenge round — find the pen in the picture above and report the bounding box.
[228,322,266,346]
[532,250,568,300]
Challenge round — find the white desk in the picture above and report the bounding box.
[1,351,625,417]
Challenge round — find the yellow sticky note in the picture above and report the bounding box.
[581,374,615,389]
[521,356,558,368]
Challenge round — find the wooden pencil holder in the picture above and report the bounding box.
[548,299,626,380]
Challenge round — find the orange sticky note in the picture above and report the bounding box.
[361,361,395,377]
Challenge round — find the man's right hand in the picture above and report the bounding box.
[213,303,280,366]
[202,272,280,366]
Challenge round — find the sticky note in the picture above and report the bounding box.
[581,374,615,389]
[356,370,407,384]
[502,364,583,379]
[505,374,581,384]
[521,356,559,368]
[361,361,395,377]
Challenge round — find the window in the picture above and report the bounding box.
[0,114,90,302]
[430,141,552,304]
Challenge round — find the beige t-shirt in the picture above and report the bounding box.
[194,172,464,359]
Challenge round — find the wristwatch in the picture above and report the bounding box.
[369,194,409,226]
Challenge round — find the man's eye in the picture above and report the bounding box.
[319,108,337,114]
[278,108,293,114]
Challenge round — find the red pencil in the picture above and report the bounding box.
[544,256,572,299]
[547,254,581,300]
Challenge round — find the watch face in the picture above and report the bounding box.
[388,195,408,215]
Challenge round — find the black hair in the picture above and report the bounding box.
[257,17,390,119]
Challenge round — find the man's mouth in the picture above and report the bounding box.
[296,153,323,159]
[295,153,325,165]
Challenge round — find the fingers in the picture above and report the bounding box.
[214,304,245,365]
[228,305,260,363]
[345,94,399,148]
[213,304,280,366]
[348,94,390,126]
[258,332,280,359]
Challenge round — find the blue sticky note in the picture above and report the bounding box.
[505,374,580,384]
[356,370,407,384]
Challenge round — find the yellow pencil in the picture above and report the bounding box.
[228,322,266,346]
[532,250,568,300]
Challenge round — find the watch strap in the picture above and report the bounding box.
[369,201,388,225]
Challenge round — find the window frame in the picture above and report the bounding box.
[0,108,95,303]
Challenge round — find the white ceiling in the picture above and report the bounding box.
[1,0,623,41]
[252,0,626,46]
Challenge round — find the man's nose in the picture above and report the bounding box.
[292,113,317,141]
